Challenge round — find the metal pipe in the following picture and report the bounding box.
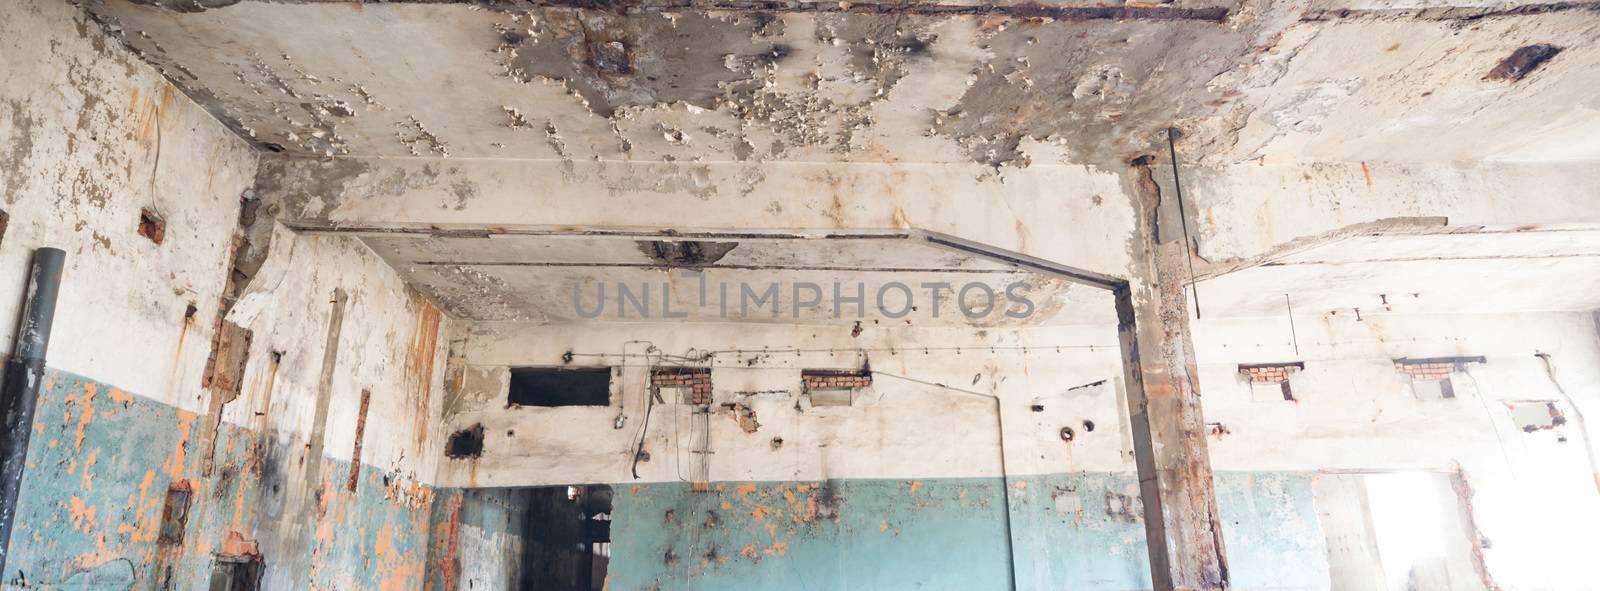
[0,247,66,578]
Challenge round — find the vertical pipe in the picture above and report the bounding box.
[0,247,66,578]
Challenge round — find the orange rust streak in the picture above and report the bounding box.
[167,410,197,480]
[409,298,444,448]
[74,383,98,450]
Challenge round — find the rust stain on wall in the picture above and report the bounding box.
[409,294,444,449]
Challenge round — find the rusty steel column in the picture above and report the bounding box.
[1115,158,1229,590]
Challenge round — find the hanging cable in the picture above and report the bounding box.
[1536,352,1600,496]
[1166,127,1201,319]
[1285,294,1300,355]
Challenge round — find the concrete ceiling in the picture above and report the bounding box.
[68,0,1600,326]
[342,224,1600,324]
[82,0,1600,168]
[346,230,1116,325]
[1194,226,1600,317]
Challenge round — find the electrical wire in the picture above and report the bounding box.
[1535,352,1600,496]
[1459,365,1526,496]
[147,99,165,218]
[871,371,1020,591]
[1166,127,1200,319]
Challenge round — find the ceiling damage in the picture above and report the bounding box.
[79,0,1600,169]
[66,0,1600,325]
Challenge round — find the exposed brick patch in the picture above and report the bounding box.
[1238,362,1303,383]
[653,367,713,405]
[1396,361,1456,381]
[1239,362,1301,401]
[138,207,166,244]
[729,402,760,433]
[802,369,873,391]
[1393,356,1485,380]
[220,531,261,558]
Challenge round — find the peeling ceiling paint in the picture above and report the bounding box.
[78,0,1600,167]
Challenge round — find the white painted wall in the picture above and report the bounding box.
[0,0,257,406]
[441,309,1600,589]
[1197,311,1600,590]
[438,321,1132,488]
[223,226,452,479]
[0,0,446,479]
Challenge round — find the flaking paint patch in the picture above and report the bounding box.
[9,366,448,588]
[499,9,778,119]
[1,99,38,204]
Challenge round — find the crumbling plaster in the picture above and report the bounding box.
[1,0,451,492]
[1,3,458,588]
[78,0,1600,169]
[9,0,1600,589]
[0,0,257,404]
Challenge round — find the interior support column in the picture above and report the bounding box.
[1115,158,1230,590]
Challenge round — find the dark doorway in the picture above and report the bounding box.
[519,484,612,591]
[207,555,262,591]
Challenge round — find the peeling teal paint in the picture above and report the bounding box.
[1009,472,1152,590]
[2,369,1332,591]
[1,369,201,589]
[0,368,438,591]
[608,473,1330,591]
[609,479,1013,591]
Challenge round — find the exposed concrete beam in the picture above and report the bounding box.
[1187,216,1449,281]
[136,0,1234,20]
[520,0,1233,20]
[1119,159,1230,589]
[1301,1,1600,22]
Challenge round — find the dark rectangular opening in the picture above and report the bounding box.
[208,556,262,591]
[446,424,485,459]
[158,482,192,546]
[510,367,612,407]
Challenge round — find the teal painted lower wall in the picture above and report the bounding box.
[608,472,1330,591]
[3,369,1332,591]
[1,368,441,591]
[610,479,1013,591]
